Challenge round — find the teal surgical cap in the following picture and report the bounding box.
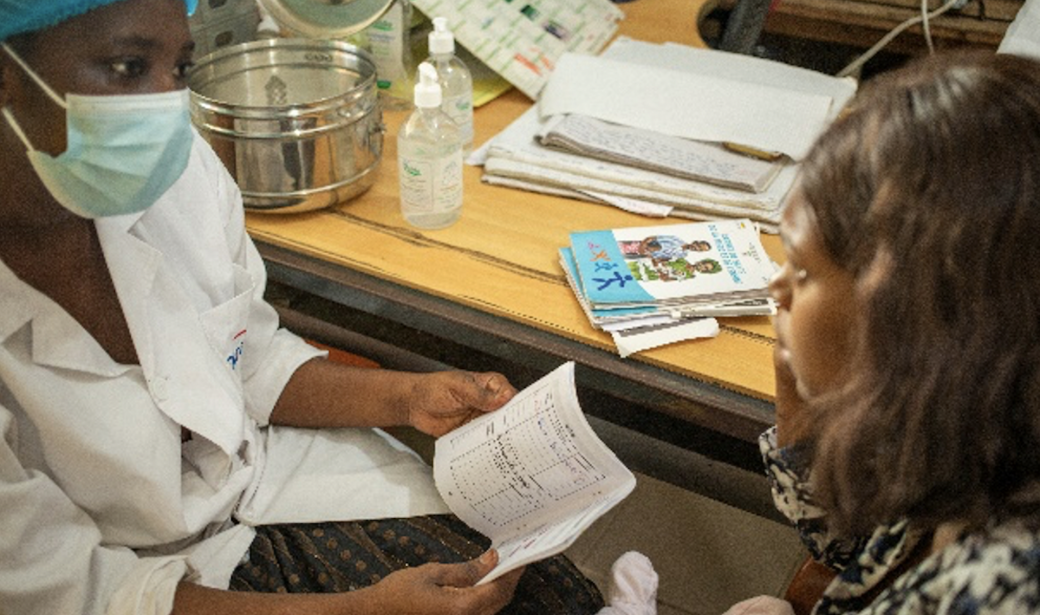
[0,0,198,41]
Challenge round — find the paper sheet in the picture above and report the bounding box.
[579,189,672,218]
[538,53,834,160]
[409,0,623,99]
[611,318,720,358]
[602,38,857,121]
[999,0,1040,60]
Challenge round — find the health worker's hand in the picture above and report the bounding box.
[354,550,524,615]
[407,371,517,437]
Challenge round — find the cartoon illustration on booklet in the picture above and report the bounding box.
[568,218,775,309]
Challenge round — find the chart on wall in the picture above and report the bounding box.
[410,0,624,100]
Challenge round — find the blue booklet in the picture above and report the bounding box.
[568,219,775,309]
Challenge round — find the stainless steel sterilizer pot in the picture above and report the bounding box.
[188,38,384,213]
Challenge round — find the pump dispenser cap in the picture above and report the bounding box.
[414,62,442,108]
[429,16,455,54]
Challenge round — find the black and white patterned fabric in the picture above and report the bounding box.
[760,428,1040,614]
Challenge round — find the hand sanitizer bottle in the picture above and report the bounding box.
[351,0,413,111]
[426,16,473,155]
[397,62,463,229]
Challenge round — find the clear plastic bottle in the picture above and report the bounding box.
[363,0,413,111]
[397,62,463,229]
[426,16,473,155]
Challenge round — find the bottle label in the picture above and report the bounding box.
[398,149,463,213]
[367,1,410,98]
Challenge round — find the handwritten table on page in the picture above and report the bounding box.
[439,378,608,527]
[428,366,632,582]
[409,0,623,99]
[432,363,635,583]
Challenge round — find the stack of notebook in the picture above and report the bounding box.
[478,39,858,233]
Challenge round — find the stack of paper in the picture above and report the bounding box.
[560,218,778,356]
[539,114,785,193]
[999,0,1040,60]
[476,38,858,232]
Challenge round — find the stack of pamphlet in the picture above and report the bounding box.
[560,218,777,356]
[476,38,858,233]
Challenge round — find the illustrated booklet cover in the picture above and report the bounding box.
[568,218,776,311]
[433,362,635,584]
[559,247,775,330]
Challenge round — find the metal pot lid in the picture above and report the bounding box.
[258,0,395,39]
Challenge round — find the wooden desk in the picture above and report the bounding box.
[245,0,783,469]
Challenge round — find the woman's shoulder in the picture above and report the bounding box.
[842,518,1040,615]
[961,517,1039,575]
[924,517,1040,613]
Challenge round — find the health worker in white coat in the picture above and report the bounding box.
[0,1,606,614]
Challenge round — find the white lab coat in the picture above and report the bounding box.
[0,133,449,615]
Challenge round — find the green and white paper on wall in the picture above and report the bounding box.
[407,0,623,100]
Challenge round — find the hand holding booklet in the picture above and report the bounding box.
[433,362,635,584]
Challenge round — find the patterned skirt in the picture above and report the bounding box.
[229,514,604,614]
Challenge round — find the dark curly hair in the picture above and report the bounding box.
[800,50,1040,535]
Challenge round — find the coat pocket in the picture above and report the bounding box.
[198,264,255,379]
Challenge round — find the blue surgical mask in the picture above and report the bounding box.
[1,42,193,219]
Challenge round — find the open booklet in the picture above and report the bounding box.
[433,362,636,584]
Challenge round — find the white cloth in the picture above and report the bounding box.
[0,132,449,615]
[721,596,795,615]
[596,551,658,615]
